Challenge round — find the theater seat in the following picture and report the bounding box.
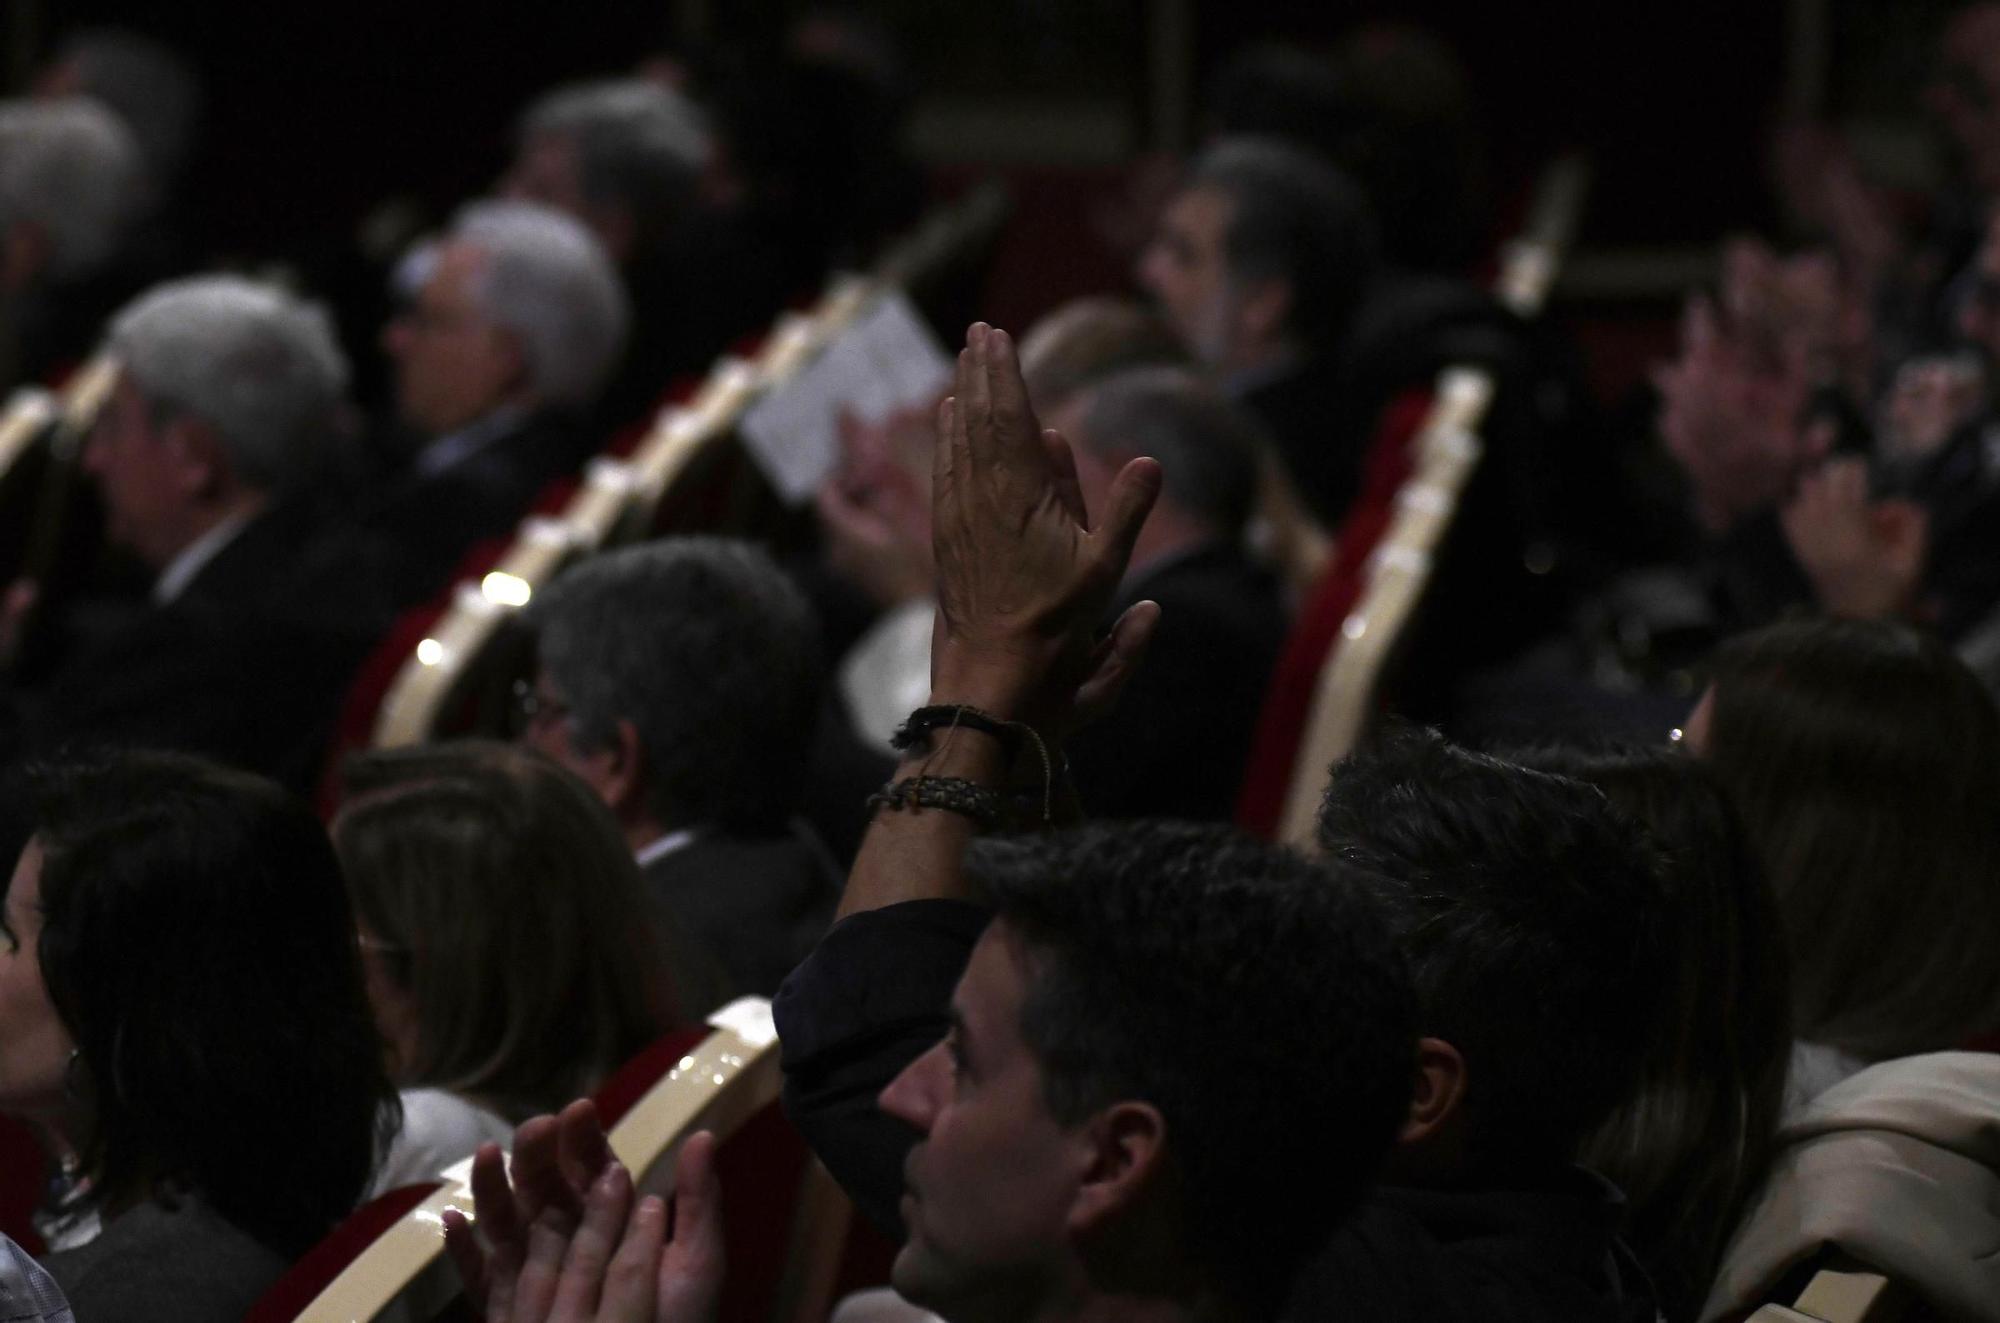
[1745,1268,1909,1323]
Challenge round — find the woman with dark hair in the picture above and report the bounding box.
[1,749,396,1322]
[1521,744,1792,1323]
[1687,619,2000,1319]
[333,741,685,1192]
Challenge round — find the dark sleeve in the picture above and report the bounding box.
[1707,509,1815,632]
[772,898,990,1240]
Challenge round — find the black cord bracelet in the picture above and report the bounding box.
[890,704,1026,760]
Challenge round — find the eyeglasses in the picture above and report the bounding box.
[511,677,572,731]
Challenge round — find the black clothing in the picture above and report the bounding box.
[1,499,390,792]
[1238,351,1365,531]
[45,1194,290,1323]
[643,822,844,1004]
[775,898,1661,1322]
[357,408,593,606]
[1064,543,1288,822]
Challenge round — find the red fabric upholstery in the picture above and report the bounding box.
[0,1116,47,1255]
[241,1181,442,1323]
[1235,388,1435,837]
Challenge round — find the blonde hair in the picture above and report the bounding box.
[334,741,668,1118]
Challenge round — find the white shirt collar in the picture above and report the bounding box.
[634,827,702,869]
[152,510,255,605]
[412,404,529,478]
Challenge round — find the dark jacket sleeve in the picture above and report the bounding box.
[772,898,990,1240]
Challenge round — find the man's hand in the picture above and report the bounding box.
[1781,457,1929,620]
[1657,296,1825,534]
[816,408,936,609]
[929,322,1161,727]
[444,1105,724,1323]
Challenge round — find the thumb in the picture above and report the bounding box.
[1091,457,1163,578]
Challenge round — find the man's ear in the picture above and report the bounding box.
[1066,1100,1168,1234]
[597,718,648,819]
[1400,1035,1469,1147]
[161,414,234,502]
[1235,278,1294,351]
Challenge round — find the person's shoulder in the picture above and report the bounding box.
[44,1196,288,1323]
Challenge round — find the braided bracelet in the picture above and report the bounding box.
[867,775,1007,831]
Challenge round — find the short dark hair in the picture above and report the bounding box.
[1315,726,1674,1171]
[1187,136,1379,348]
[1076,366,1265,536]
[965,822,1414,1314]
[530,537,825,833]
[1704,619,2000,1059]
[13,750,397,1258]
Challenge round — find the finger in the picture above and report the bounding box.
[441,1209,490,1313]
[549,1162,634,1322]
[601,1196,668,1323]
[510,1116,572,1223]
[556,1099,613,1199]
[1074,600,1163,722]
[659,1133,725,1323]
[964,326,997,460]
[469,1143,522,1252]
[517,1205,579,1323]
[986,327,1043,451]
[1089,457,1164,577]
[1042,429,1088,524]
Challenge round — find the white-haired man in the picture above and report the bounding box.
[366,199,629,601]
[0,96,144,386]
[1,275,389,788]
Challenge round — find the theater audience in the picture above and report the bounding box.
[0,97,143,388]
[33,29,201,223]
[0,275,384,791]
[333,741,683,1193]
[1138,137,1381,527]
[1686,619,2000,1317]
[524,538,841,1004]
[364,200,628,602]
[1048,367,1288,820]
[501,77,747,416]
[1522,744,1792,1323]
[2,750,395,1322]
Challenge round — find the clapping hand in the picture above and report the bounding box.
[928,322,1163,732]
[1781,457,1929,621]
[443,1101,724,1323]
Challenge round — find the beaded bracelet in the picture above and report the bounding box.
[867,776,1008,831]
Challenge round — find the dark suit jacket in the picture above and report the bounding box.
[358,407,592,606]
[641,822,843,1007]
[1239,352,1366,530]
[3,500,391,792]
[1065,542,1289,822]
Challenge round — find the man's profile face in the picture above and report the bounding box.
[878,921,1083,1319]
[81,376,194,570]
[1137,185,1239,368]
[381,241,523,438]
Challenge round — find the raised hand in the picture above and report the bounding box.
[1781,457,1929,620]
[928,322,1161,728]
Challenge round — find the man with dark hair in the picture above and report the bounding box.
[777,323,1415,1323]
[522,536,839,1005]
[1297,724,1672,1320]
[1048,365,1288,819]
[1138,136,1381,524]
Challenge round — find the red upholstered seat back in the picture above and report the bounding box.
[1235,387,1435,837]
[0,1116,47,1255]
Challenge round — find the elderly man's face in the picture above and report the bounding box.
[877,922,1087,1320]
[1137,185,1242,368]
[81,376,201,569]
[382,241,524,438]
